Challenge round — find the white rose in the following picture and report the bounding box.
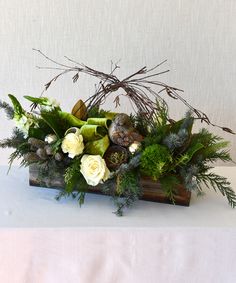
[80,155,110,186]
[61,132,84,158]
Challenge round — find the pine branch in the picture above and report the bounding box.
[56,189,86,206]
[196,172,236,208]
[114,154,141,176]
[101,169,142,216]
[58,157,88,205]
[113,193,140,217]
[114,170,142,216]
[0,100,14,119]
[0,128,25,149]
[159,175,181,203]
[205,149,232,163]
[7,142,31,172]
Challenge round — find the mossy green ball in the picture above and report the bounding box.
[140,144,171,180]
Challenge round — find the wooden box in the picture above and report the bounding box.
[29,164,191,206]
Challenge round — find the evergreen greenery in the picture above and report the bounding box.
[87,106,110,119]
[130,113,150,137]
[114,170,141,216]
[196,172,236,208]
[1,91,236,215]
[135,108,236,208]
[0,127,29,171]
[115,153,141,175]
[8,142,31,171]
[0,128,26,149]
[0,100,14,119]
[159,175,180,203]
[60,157,88,206]
[101,169,142,216]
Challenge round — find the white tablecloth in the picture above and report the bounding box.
[0,166,236,283]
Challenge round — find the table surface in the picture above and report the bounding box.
[1,166,236,283]
[0,166,236,228]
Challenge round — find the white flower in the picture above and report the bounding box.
[13,114,34,138]
[61,131,84,158]
[80,155,110,186]
[40,98,60,111]
[45,134,57,144]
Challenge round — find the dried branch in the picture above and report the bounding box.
[32,49,235,134]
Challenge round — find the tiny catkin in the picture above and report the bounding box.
[30,145,38,151]
[44,145,54,155]
[54,152,64,161]
[28,137,45,149]
[23,152,41,162]
[36,148,48,160]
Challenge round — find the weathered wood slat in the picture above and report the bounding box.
[29,164,191,206]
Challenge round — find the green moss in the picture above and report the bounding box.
[140,144,172,180]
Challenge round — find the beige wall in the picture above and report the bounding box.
[0,0,236,165]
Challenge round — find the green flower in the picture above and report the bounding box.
[140,144,172,180]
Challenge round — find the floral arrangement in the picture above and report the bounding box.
[0,50,236,216]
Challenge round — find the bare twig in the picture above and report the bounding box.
[32,49,235,134]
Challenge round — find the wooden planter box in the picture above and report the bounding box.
[29,164,191,206]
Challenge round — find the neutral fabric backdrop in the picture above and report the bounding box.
[0,0,236,164]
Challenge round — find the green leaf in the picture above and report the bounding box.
[58,111,86,128]
[87,117,112,129]
[51,139,63,154]
[24,96,49,105]
[184,142,204,161]
[40,111,64,137]
[41,110,87,138]
[85,135,110,156]
[171,154,190,168]
[28,127,47,140]
[8,94,24,117]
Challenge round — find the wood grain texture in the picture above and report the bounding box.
[0,0,235,165]
[29,164,191,206]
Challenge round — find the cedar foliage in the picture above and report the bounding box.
[0,100,14,119]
